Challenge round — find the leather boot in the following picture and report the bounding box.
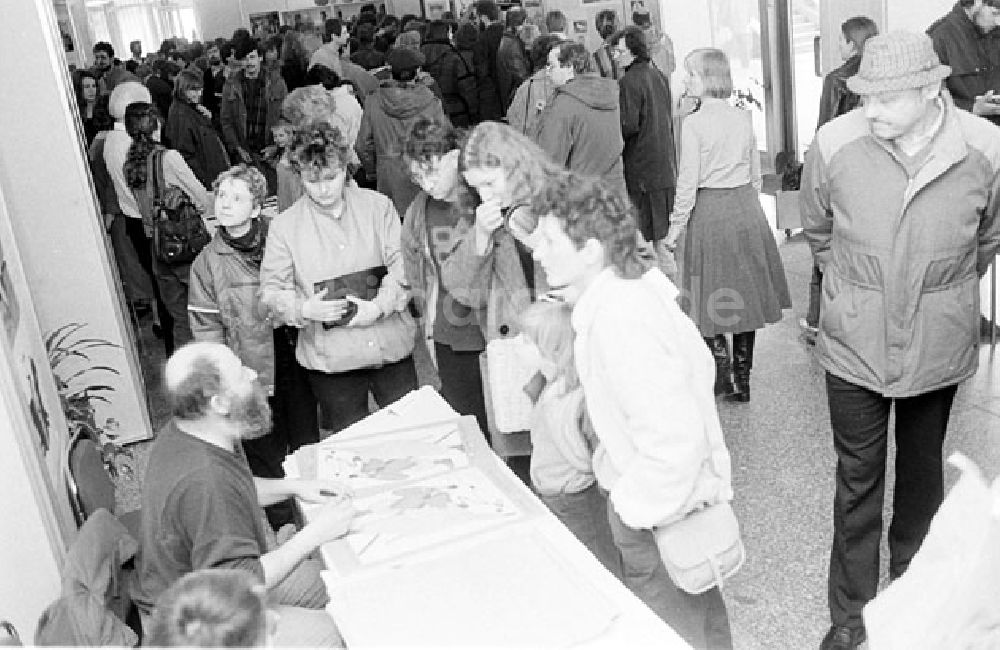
[704,336,735,397]
[726,331,756,403]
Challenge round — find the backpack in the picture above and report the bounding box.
[148,148,210,265]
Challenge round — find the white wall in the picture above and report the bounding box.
[0,0,151,445]
[886,0,950,33]
[196,0,247,40]
[0,369,65,638]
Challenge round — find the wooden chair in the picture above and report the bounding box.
[479,352,532,462]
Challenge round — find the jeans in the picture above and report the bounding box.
[306,356,419,435]
[434,342,488,437]
[539,484,622,579]
[606,498,733,649]
[825,372,957,629]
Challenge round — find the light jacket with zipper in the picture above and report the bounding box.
[801,95,1000,398]
[188,221,276,393]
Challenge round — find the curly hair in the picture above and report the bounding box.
[518,299,578,390]
[146,569,267,647]
[289,120,353,179]
[460,121,565,212]
[123,102,161,189]
[403,117,462,165]
[212,164,268,208]
[532,171,645,279]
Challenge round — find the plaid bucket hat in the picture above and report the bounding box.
[846,31,951,95]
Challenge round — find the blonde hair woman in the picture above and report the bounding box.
[663,48,790,403]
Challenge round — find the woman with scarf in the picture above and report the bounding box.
[187,164,315,529]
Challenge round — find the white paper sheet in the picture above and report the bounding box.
[318,466,523,565]
[314,421,468,491]
[323,528,621,647]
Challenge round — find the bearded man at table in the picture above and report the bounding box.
[133,342,355,646]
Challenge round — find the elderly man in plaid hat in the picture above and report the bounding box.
[801,31,1000,650]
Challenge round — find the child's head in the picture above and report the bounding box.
[272,120,295,148]
[839,16,878,59]
[518,299,577,388]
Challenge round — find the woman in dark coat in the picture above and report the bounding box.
[421,20,478,126]
[164,68,231,189]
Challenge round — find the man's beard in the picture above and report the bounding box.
[230,382,272,440]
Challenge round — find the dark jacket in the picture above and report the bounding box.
[928,3,1000,124]
[619,58,676,193]
[219,69,288,157]
[536,74,626,197]
[351,46,386,71]
[422,39,479,126]
[202,65,226,125]
[145,75,174,131]
[816,55,862,130]
[165,99,231,189]
[496,30,529,112]
[357,81,448,215]
[474,22,505,121]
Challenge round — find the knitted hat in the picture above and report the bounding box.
[387,46,425,74]
[846,31,951,95]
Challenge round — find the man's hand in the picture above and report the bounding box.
[292,479,353,504]
[236,146,254,164]
[301,288,350,323]
[973,91,1000,117]
[344,295,381,328]
[305,498,356,545]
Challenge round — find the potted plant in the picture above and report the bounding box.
[45,322,133,480]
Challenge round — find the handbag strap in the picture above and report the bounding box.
[148,147,166,203]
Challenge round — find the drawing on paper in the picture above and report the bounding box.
[317,422,468,490]
[341,467,522,564]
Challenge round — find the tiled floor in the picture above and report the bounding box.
[118,233,1000,649]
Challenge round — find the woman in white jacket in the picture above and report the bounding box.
[531,171,735,650]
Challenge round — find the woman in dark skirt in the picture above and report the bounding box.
[663,48,790,402]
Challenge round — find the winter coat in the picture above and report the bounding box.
[506,69,555,136]
[219,69,288,157]
[188,222,276,393]
[619,58,676,193]
[496,30,530,112]
[34,509,139,647]
[164,99,231,189]
[536,74,626,197]
[438,208,547,341]
[816,55,862,130]
[928,2,1000,124]
[357,81,448,216]
[422,39,478,126]
[474,22,505,121]
[801,95,1000,397]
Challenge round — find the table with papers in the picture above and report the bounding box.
[286,387,690,648]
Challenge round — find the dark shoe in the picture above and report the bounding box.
[725,331,755,403]
[820,625,866,650]
[703,336,735,396]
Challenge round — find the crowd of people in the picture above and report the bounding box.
[61,1,1000,649]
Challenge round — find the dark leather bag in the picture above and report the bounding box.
[148,149,210,265]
